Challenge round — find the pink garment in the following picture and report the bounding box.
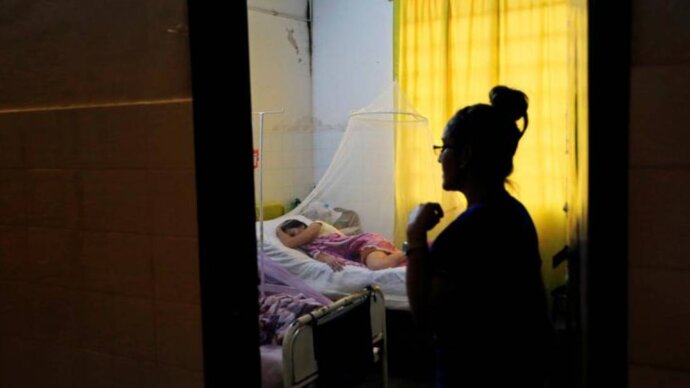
[301,232,397,264]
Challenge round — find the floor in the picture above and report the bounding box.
[354,369,434,388]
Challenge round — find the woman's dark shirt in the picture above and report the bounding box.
[429,192,553,385]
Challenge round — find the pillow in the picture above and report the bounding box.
[333,207,362,235]
[297,202,363,235]
[300,201,342,224]
[315,221,342,237]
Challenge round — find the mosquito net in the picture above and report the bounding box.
[288,82,441,244]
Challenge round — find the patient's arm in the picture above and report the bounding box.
[314,252,345,271]
[276,222,321,249]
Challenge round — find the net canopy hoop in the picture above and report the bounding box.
[349,110,427,122]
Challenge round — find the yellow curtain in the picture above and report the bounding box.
[395,0,587,291]
[393,107,444,246]
[568,0,588,259]
[394,0,465,244]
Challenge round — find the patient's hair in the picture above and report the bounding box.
[279,219,308,232]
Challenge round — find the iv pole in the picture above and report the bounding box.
[253,109,284,296]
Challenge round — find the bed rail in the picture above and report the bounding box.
[282,285,387,387]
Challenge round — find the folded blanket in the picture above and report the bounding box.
[259,293,324,345]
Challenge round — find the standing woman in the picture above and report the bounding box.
[406,86,554,387]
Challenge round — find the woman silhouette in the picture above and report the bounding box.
[406,86,554,387]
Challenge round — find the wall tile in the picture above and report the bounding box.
[155,365,204,388]
[149,171,197,237]
[15,110,78,169]
[0,226,27,281]
[74,107,149,169]
[81,293,155,361]
[80,352,124,388]
[79,232,153,297]
[0,119,24,168]
[80,171,151,233]
[26,228,80,287]
[148,102,195,170]
[81,350,156,388]
[629,268,690,370]
[0,338,40,388]
[631,0,690,65]
[0,282,34,339]
[629,168,690,270]
[26,170,78,228]
[630,364,690,388]
[39,344,83,388]
[0,170,27,225]
[153,236,199,304]
[0,1,198,387]
[31,284,82,347]
[0,339,81,388]
[0,0,191,108]
[630,65,690,167]
[155,302,203,372]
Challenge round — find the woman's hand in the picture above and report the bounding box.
[315,253,345,272]
[405,203,442,325]
[407,203,444,243]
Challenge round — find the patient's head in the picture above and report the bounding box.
[279,219,308,237]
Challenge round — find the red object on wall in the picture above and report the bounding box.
[253,149,259,169]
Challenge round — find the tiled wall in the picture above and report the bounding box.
[628,0,690,386]
[0,1,203,387]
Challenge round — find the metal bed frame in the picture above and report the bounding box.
[281,286,388,387]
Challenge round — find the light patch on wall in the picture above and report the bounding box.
[167,23,189,35]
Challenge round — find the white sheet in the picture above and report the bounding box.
[257,215,409,310]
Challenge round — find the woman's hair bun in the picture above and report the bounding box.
[489,85,528,123]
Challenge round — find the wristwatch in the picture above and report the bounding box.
[402,241,410,255]
[402,240,427,255]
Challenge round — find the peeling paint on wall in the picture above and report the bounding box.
[312,0,393,182]
[313,118,346,132]
[248,2,314,206]
[286,28,299,55]
[261,115,314,133]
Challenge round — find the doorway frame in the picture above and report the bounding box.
[583,0,631,386]
[187,0,633,386]
[187,1,261,387]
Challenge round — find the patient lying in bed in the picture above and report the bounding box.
[276,219,407,271]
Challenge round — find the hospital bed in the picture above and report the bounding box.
[261,286,388,387]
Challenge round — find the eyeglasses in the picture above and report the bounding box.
[433,144,455,156]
